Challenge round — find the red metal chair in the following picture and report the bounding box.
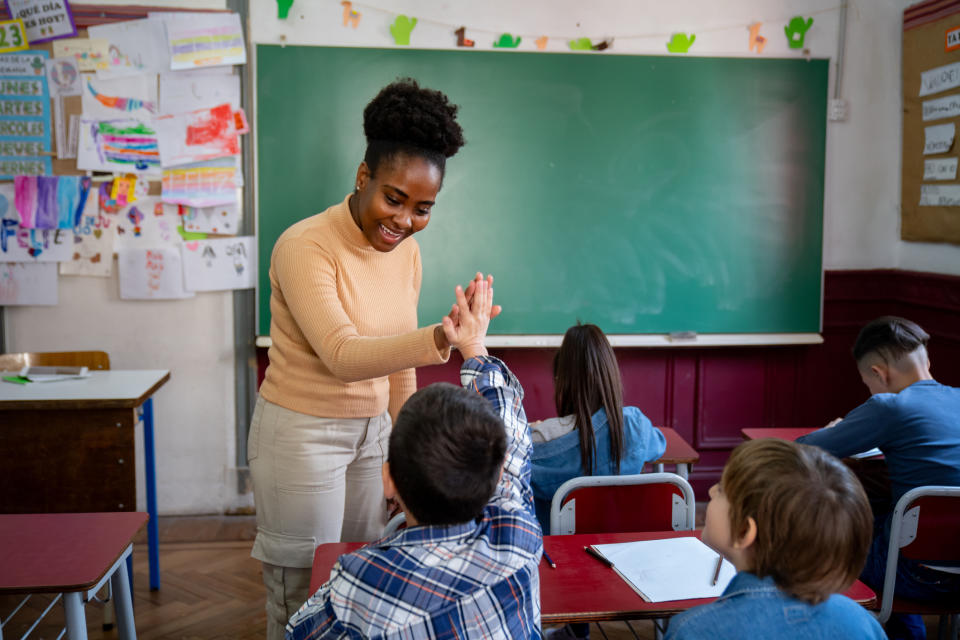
[549,472,696,535]
[878,486,960,639]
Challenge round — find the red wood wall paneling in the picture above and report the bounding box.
[256,269,960,497]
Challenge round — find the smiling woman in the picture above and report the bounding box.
[248,78,468,640]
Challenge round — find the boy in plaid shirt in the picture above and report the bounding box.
[287,277,543,640]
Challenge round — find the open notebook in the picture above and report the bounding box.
[591,537,736,602]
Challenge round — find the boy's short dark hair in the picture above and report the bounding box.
[390,383,506,525]
[853,316,929,365]
[722,439,872,604]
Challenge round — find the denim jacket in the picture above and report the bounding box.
[664,572,885,640]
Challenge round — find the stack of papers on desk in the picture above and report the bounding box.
[591,537,736,602]
[19,366,91,382]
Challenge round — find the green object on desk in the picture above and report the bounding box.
[2,376,30,385]
[256,46,827,336]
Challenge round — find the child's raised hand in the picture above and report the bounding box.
[442,276,492,360]
[456,272,502,322]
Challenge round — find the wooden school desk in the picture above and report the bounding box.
[0,512,146,640]
[651,428,699,480]
[741,427,818,441]
[0,370,169,591]
[309,531,877,622]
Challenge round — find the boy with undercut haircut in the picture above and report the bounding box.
[798,316,960,639]
[286,278,543,640]
[665,438,885,639]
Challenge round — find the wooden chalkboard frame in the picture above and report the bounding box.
[254,45,827,341]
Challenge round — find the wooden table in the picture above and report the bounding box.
[741,427,817,441]
[0,370,170,590]
[309,531,877,622]
[0,512,147,640]
[651,427,699,480]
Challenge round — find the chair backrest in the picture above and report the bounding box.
[878,485,960,623]
[0,351,111,371]
[549,472,696,535]
[382,511,407,537]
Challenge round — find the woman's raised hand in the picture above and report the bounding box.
[442,275,492,360]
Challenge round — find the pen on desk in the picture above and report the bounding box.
[541,548,557,569]
[584,545,613,567]
[711,554,723,586]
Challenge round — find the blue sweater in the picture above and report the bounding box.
[530,406,666,533]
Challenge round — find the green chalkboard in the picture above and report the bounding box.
[256,45,826,336]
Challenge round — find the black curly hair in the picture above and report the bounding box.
[362,78,465,178]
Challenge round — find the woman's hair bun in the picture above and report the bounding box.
[363,78,465,159]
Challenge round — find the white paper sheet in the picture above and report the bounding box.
[59,193,114,277]
[592,537,736,603]
[177,201,239,234]
[157,12,246,70]
[81,75,157,120]
[919,184,960,206]
[181,235,254,291]
[924,123,955,155]
[113,197,181,249]
[88,18,170,78]
[923,158,959,181]
[920,61,960,97]
[45,57,82,98]
[922,93,960,121]
[158,70,240,114]
[0,262,57,305]
[118,246,193,299]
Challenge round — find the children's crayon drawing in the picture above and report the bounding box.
[77,118,161,175]
[0,261,57,305]
[60,191,114,277]
[5,0,77,44]
[158,69,239,115]
[45,56,81,97]
[0,51,52,179]
[161,156,240,207]
[158,12,246,70]
[114,197,180,249]
[88,18,170,78]
[0,180,71,262]
[155,103,240,167]
[177,201,239,234]
[118,246,193,299]
[52,37,109,72]
[82,75,156,120]
[181,235,255,292]
[13,175,87,229]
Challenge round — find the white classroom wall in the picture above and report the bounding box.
[4,0,954,517]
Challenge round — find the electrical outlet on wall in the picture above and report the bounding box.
[828,99,849,121]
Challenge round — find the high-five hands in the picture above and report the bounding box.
[442,275,493,361]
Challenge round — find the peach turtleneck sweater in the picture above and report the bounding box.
[259,195,450,420]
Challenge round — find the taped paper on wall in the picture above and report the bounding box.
[924,122,955,154]
[919,184,960,206]
[0,262,57,305]
[923,157,958,180]
[88,18,170,78]
[922,93,960,121]
[181,235,255,292]
[118,246,194,300]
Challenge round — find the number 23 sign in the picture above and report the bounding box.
[0,19,28,53]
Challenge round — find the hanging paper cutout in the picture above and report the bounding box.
[667,33,696,53]
[390,15,416,45]
[569,38,591,51]
[748,23,767,54]
[535,36,548,50]
[784,16,813,49]
[455,27,474,47]
[494,33,521,48]
[277,0,294,19]
[341,1,360,28]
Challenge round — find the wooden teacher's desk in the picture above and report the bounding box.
[310,531,877,623]
[0,370,169,590]
[0,512,146,640]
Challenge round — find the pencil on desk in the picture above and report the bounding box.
[541,548,557,569]
[584,545,613,567]
[711,554,723,585]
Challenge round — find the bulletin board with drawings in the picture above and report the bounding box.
[902,0,960,245]
[0,2,255,307]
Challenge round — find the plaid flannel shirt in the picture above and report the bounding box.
[286,355,543,640]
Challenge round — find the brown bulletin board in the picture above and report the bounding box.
[902,1,960,244]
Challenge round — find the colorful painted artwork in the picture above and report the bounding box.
[158,12,246,70]
[45,56,81,97]
[113,197,179,249]
[177,201,238,234]
[77,118,161,175]
[82,75,156,120]
[0,262,57,304]
[118,246,193,300]
[13,174,88,229]
[155,103,240,167]
[60,191,113,277]
[88,17,169,78]
[161,156,240,207]
[52,37,108,72]
[0,180,72,262]
[0,51,51,178]
[5,0,77,44]
[181,235,254,292]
